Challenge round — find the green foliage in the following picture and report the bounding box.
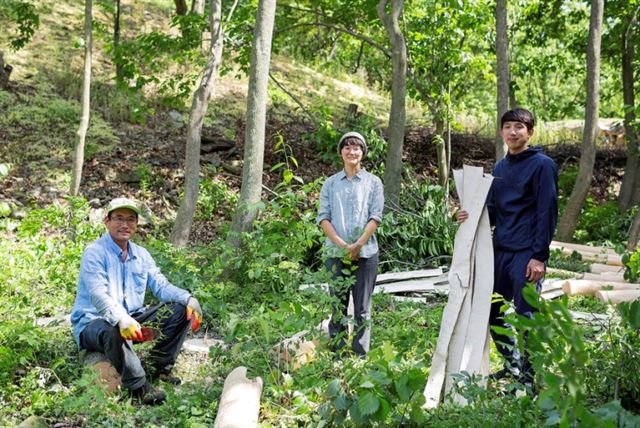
[378,179,455,270]
[0,0,40,50]
[622,248,640,283]
[558,166,636,244]
[196,173,238,221]
[548,248,591,273]
[0,86,118,161]
[318,342,427,426]
[504,287,640,425]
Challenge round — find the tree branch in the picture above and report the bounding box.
[268,71,317,126]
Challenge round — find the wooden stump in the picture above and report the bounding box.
[80,351,121,393]
[214,366,263,428]
[561,279,640,297]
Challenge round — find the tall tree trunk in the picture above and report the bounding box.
[175,0,188,15]
[191,0,206,14]
[377,0,407,211]
[227,0,276,248]
[618,4,640,212]
[434,117,448,188]
[171,0,223,247]
[556,0,603,241]
[495,0,509,161]
[0,51,13,89]
[70,0,93,196]
[629,209,640,251]
[114,0,122,81]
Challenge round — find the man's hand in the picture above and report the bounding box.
[526,258,545,283]
[456,209,469,224]
[186,297,203,333]
[346,242,363,261]
[118,314,143,341]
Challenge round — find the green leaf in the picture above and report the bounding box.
[357,391,380,416]
[382,341,397,362]
[359,380,375,389]
[326,379,341,398]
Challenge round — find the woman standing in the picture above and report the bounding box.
[316,132,384,357]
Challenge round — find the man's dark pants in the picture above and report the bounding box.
[489,249,542,382]
[326,254,378,356]
[79,302,191,390]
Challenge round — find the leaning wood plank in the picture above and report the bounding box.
[594,290,640,304]
[424,166,493,408]
[214,366,263,428]
[376,268,444,283]
[540,289,567,300]
[562,280,638,296]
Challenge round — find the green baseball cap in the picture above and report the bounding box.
[106,197,141,216]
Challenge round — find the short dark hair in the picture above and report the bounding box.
[501,108,535,131]
[338,137,367,156]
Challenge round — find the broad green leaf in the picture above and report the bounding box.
[357,391,379,416]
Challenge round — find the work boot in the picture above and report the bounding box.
[157,372,182,385]
[129,381,166,405]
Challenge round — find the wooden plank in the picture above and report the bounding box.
[376,268,444,284]
[373,276,448,294]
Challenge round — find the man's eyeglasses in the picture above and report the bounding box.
[110,216,137,225]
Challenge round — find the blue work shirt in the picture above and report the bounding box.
[70,233,191,347]
[317,168,384,258]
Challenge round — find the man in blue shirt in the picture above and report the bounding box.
[458,108,558,389]
[317,132,384,357]
[70,198,203,405]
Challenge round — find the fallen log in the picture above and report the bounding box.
[550,244,623,266]
[271,320,329,370]
[590,263,623,274]
[594,290,640,304]
[80,351,121,393]
[561,279,638,297]
[551,241,618,256]
[214,367,263,428]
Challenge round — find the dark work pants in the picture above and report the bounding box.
[326,254,379,356]
[79,302,191,390]
[489,249,542,381]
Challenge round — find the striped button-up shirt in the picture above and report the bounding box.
[317,169,384,258]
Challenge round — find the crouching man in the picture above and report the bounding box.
[70,198,203,405]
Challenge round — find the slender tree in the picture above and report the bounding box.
[495,0,509,161]
[227,0,277,248]
[171,0,225,247]
[377,0,407,210]
[556,0,604,241]
[618,3,640,212]
[70,0,92,196]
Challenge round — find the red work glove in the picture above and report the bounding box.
[186,297,203,333]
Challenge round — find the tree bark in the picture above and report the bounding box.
[171,0,224,247]
[629,209,640,251]
[0,51,13,89]
[495,0,509,161]
[556,0,604,242]
[227,0,276,248]
[434,117,448,187]
[618,4,640,212]
[70,0,93,196]
[114,0,123,81]
[175,0,188,15]
[191,0,206,15]
[377,0,407,211]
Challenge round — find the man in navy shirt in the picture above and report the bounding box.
[71,198,203,405]
[458,108,558,388]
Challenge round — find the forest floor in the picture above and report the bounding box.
[0,77,629,246]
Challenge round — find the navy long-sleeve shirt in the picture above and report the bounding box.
[487,146,558,262]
